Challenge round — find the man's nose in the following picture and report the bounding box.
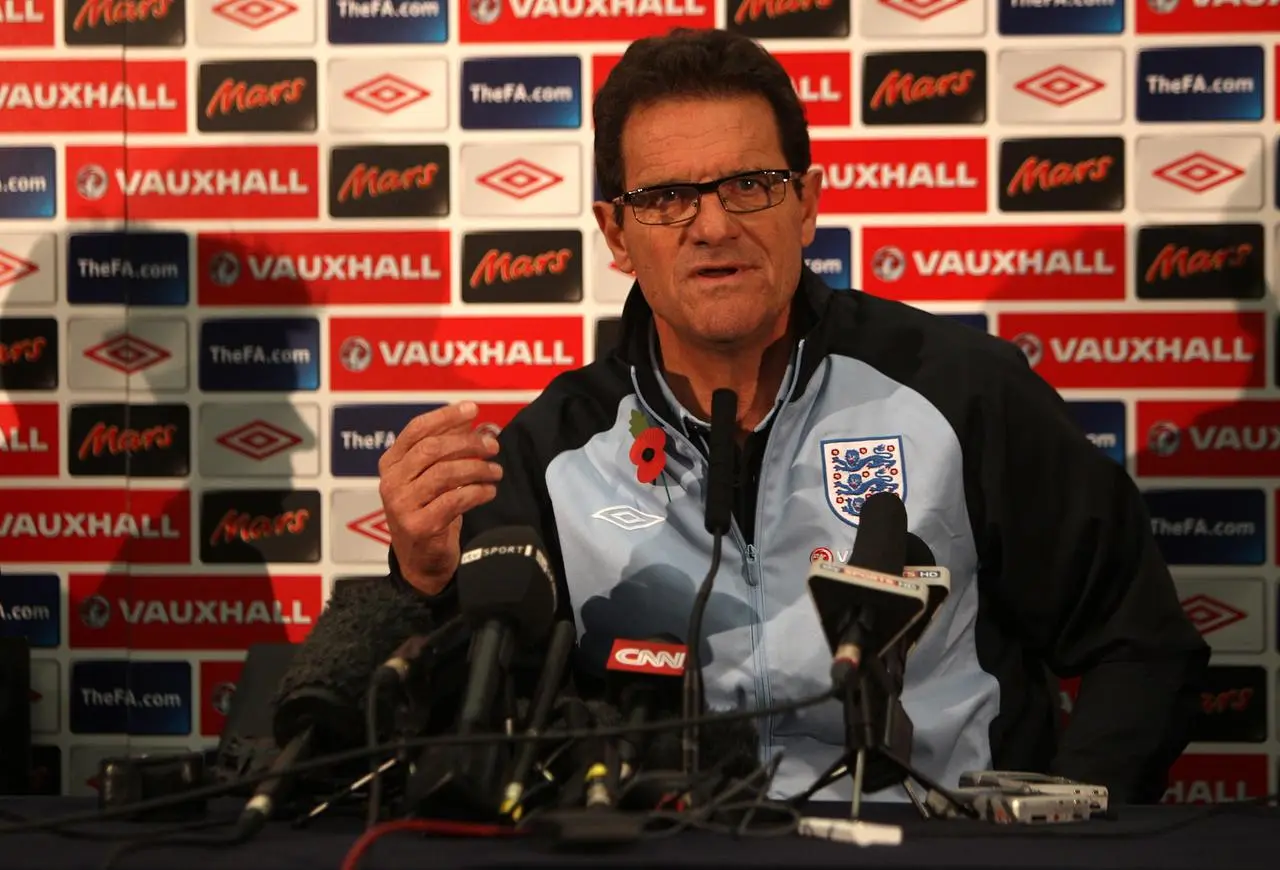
[686,191,740,243]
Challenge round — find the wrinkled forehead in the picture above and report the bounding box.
[618,93,788,191]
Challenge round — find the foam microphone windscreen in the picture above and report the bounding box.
[456,526,558,645]
[271,579,441,749]
[847,492,908,575]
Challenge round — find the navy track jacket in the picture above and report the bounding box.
[389,268,1209,804]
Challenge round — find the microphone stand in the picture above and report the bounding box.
[794,652,974,821]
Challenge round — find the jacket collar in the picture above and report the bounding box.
[614,267,843,430]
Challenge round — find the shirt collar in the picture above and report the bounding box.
[647,324,799,440]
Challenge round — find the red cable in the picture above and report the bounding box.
[340,818,528,870]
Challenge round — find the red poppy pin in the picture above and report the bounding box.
[628,410,672,501]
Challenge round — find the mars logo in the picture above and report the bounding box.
[1181,594,1245,635]
[727,0,850,38]
[477,159,562,200]
[212,0,295,29]
[328,144,450,219]
[346,509,391,546]
[461,229,583,304]
[999,137,1125,212]
[862,50,987,126]
[197,59,316,133]
[83,333,170,375]
[65,0,185,46]
[215,419,301,461]
[1136,224,1265,301]
[199,489,321,564]
[68,403,190,478]
[345,74,429,115]
[1011,332,1042,367]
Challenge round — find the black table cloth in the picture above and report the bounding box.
[0,798,1276,870]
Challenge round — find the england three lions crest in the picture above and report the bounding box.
[821,437,905,526]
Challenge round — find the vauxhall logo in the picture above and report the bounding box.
[1147,421,1280,457]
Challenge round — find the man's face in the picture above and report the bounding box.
[594,93,822,348]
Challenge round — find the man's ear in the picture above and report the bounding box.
[593,200,635,275]
[798,166,823,248]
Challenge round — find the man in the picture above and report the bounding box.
[378,28,1207,804]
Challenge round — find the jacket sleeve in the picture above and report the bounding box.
[384,411,571,727]
[970,347,1210,804]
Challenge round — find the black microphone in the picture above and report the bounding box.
[259,581,440,833]
[455,526,559,735]
[685,387,738,787]
[371,614,467,696]
[271,580,442,750]
[498,618,576,820]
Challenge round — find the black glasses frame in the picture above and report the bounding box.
[612,169,802,226]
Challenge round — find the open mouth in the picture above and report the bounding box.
[697,267,740,278]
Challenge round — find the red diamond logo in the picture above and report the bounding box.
[83,333,171,374]
[347,509,392,546]
[1152,151,1244,194]
[477,159,563,200]
[344,74,430,115]
[1181,594,1246,635]
[1014,65,1105,107]
[878,0,968,19]
[0,249,38,290]
[215,420,302,461]
[212,0,297,29]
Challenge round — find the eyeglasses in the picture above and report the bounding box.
[613,169,801,226]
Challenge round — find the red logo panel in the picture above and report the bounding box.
[0,402,58,477]
[0,59,186,133]
[813,138,987,214]
[329,317,583,392]
[0,0,54,45]
[197,231,451,306]
[999,312,1265,390]
[1138,1,1280,34]
[1137,400,1280,478]
[65,145,319,221]
[69,574,322,650]
[861,224,1125,301]
[1162,754,1269,804]
[461,0,714,43]
[1,488,191,563]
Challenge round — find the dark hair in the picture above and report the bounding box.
[593,28,811,204]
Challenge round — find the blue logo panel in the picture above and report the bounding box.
[998,0,1122,34]
[461,57,581,129]
[69,660,192,736]
[199,318,321,392]
[0,147,56,219]
[946,313,989,333]
[328,0,447,43]
[67,231,190,306]
[1137,46,1265,122]
[804,227,851,290]
[1065,401,1126,465]
[1142,489,1266,566]
[331,403,442,477]
[0,573,60,648]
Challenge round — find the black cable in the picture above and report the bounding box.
[0,692,836,837]
[682,531,723,781]
[99,815,244,870]
[364,680,383,830]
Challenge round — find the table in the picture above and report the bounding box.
[0,798,1276,870]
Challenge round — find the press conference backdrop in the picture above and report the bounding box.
[0,0,1276,801]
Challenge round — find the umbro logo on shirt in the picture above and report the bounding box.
[592,505,664,531]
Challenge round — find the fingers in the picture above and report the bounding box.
[409,458,504,507]
[397,432,499,483]
[395,484,499,540]
[379,401,478,469]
